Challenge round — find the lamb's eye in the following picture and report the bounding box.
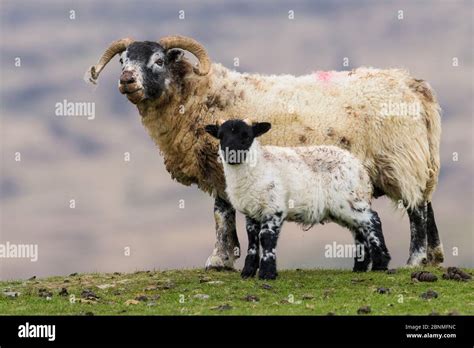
[119,58,123,64]
[155,58,164,67]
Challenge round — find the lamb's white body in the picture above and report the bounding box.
[218,136,390,279]
[223,142,373,228]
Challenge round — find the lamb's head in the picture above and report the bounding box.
[85,36,211,104]
[205,119,271,165]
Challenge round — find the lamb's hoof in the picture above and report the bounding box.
[371,265,389,271]
[241,267,257,279]
[371,253,391,271]
[353,264,369,272]
[258,270,277,280]
[205,251,235,271]
[427,245,444,266]
[258,260,277,280]
[353,258,370,272]
[241,255,259,279]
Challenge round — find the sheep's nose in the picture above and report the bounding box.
[120,71,136,85]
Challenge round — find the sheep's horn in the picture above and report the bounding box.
[159,36,211,76]
[86,38,134,84]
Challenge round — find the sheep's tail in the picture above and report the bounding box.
[410,79,442,202]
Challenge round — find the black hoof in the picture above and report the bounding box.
[353,258,370,272]
[372,253,391,271]
[258,259,277,280]
[258,271,277,280]
[241,267,257,279]
[371,265,388,271]
[241,255,259,279]
[353,265,369,272]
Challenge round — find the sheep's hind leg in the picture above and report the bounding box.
[406,203,428,267]
[258,213,284,280]
[426,202,444,266]
[205,196,240,271]
[241,216,260,279]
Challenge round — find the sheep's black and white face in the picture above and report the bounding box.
[118,41,184,104]
[205,119,271,165]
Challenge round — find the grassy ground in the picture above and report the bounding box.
[0,267,472,315]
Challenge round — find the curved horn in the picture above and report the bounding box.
[85,38,134,84]
[159,35,211,76]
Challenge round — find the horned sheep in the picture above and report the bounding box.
[85,35,443,270]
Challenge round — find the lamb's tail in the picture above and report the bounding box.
[409,79,441,202]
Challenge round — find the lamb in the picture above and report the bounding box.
[205,119,391,279]
[85,35,443,270]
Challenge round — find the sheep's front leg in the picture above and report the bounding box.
[205,196,240,270]
[241,216,260,278]
[258,213,284,280]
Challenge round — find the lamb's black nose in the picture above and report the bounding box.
[120,71,136,85]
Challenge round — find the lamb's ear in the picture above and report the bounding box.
[166,48,184,63]
[204,124,219,139]
[252,122,271,137]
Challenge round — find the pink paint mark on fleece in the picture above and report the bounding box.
[314,70,333,85]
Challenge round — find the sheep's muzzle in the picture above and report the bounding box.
[118,71,145,104]
[119,87,145,104]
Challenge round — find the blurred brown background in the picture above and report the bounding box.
[0,0,472,279]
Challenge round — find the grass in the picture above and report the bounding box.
[0,267,472,315]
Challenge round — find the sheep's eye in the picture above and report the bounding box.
[156,58,164,67]
[119,58,123,64]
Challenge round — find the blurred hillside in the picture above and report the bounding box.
[0,0,472,279]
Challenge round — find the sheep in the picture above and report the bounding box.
[85,35,443,270]
[204,119,391,279]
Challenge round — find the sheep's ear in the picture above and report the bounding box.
[252,122,271,137]
[204,124,219,139]
[166,48,184,63]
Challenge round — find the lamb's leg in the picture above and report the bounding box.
[352,231,371,272]
[406,203,428,267]
[241,216,260,279]
[426,202,444,266]
[365,210,391,270]
[205,196,240,271]
[351,210,390,271]
[258,212,284,280]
